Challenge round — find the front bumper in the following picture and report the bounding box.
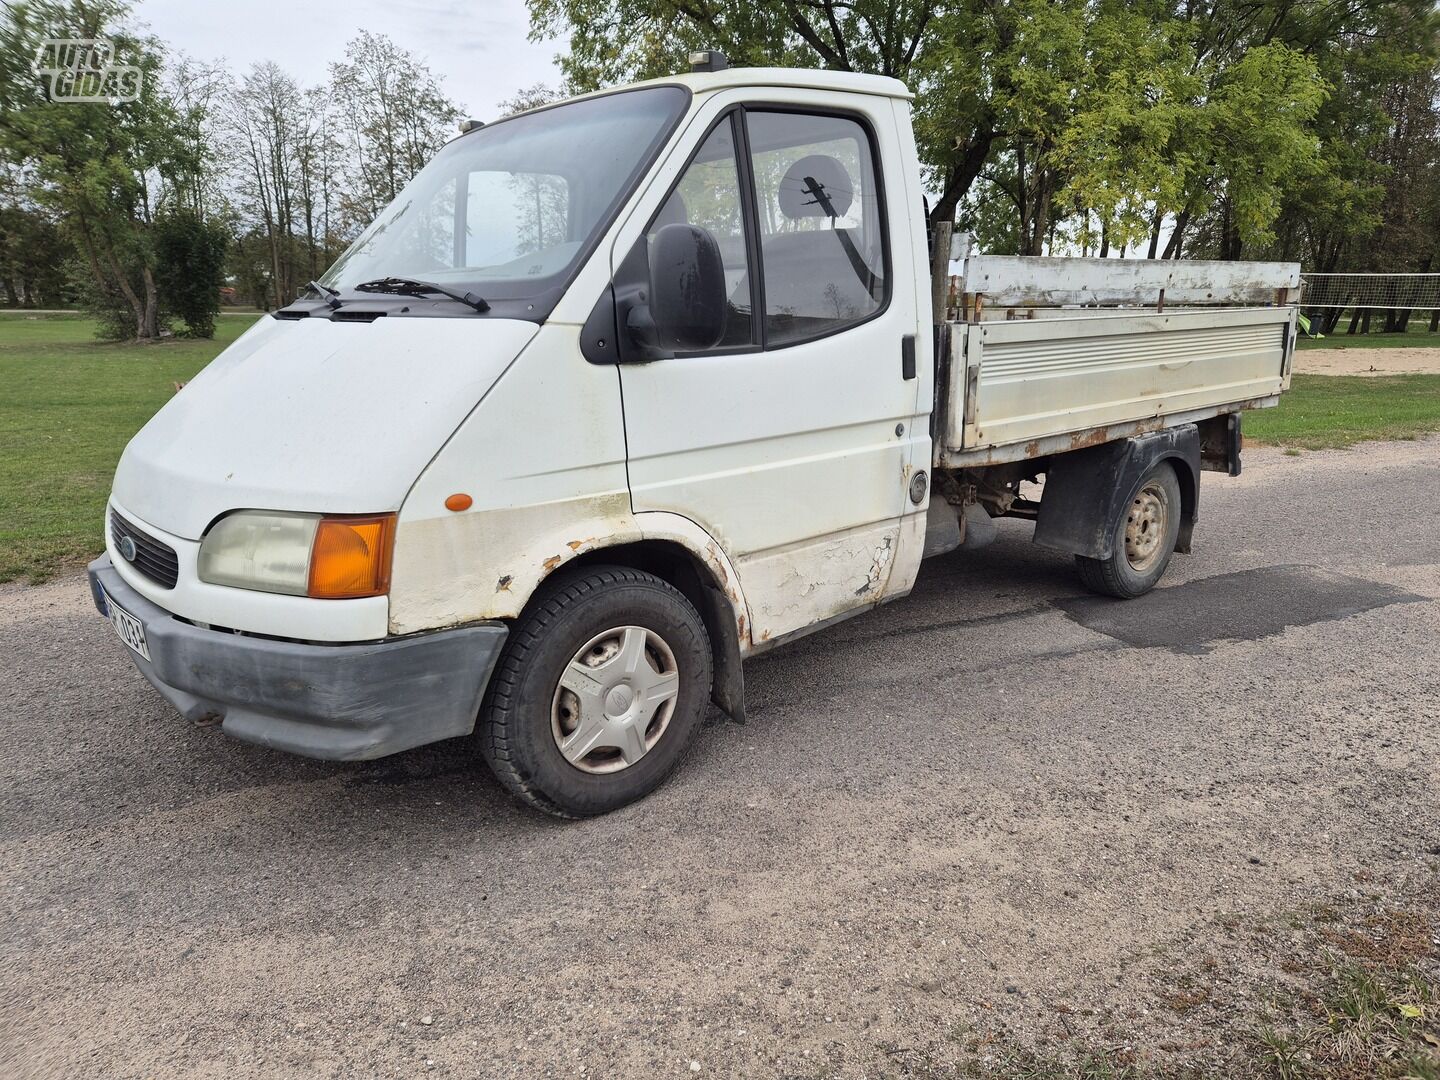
[88,555,507,761]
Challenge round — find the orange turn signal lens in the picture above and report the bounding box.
[307,514,396,599]
[444,493,473,512]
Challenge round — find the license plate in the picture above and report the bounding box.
[103,588,150,661]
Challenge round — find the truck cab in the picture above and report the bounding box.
[89,61,1295,817]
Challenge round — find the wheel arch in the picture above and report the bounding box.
[1034,425,1202,561]
[1168,449,1199,554]
[528,530,748,724]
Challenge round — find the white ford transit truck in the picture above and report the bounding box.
[89,56,1298,817]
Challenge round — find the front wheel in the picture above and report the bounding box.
[1074,461,1182,599]
[479,566,712,818]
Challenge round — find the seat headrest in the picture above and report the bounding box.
[778,155,854,220]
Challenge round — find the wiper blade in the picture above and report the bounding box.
[352,276,490,313]
[306,280,342,309]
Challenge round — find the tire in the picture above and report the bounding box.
[479,565,712,818]
[1074,461,1182,599]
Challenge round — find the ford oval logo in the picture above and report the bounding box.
[117,536,137,563]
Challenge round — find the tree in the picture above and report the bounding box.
[0,166,72,306]
[219,34,461,312]
[329,31,460,227]
[525,0,968,225]
[499,83,561,117]
[528,0,1438,265]
[1167,0,1437,264]
[227,226,276,310]
[153,209,227,336]
[164,53,227,219]
[228,61,308,304]
[0,0,218,338]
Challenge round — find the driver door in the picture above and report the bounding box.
[616,101,925,645]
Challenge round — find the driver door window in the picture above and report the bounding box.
[746,111,886,346]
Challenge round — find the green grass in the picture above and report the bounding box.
[1298,317,1439,350]
[0,312,259,583]
[1299,331,1439,351]
[1246,374,1440,449]
[3,314,1439,583]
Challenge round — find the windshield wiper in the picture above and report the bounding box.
[352,276,490,313]
[305,280,342,309]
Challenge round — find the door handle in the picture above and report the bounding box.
[901,334,916,380]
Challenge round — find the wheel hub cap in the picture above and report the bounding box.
[551,625,680,775]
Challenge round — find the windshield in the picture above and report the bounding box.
[319,86,689,309]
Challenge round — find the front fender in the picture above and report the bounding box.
[389,499,752,648]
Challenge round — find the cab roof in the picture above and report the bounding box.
[543,67,913,112]
[646,66,913,101]
[463,67,913,138]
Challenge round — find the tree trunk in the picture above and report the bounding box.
[1161,208,1191,259]
[94,226,150,340]
[927,125,995,231]
[1146,209,1162,259]
[141,265,159,339]
[1028,174,1050,257]
[1219,199,1243,260]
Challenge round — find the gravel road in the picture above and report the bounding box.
[3,439,1438,1079]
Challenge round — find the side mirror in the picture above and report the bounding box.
[626,223,727,356]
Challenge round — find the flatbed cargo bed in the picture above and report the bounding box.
[934,253,1300,469]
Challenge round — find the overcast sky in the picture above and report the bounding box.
[131,0,566,119]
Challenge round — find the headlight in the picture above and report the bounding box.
[198,511,395,599]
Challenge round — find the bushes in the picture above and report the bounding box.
[154,211,228,339]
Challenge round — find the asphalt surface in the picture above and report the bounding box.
[3,439,1439,1079]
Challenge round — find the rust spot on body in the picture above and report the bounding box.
[495,575,513,592]
[1070,426,1112,450]
[543,555,562,572]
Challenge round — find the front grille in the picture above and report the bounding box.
[110,510,179,589]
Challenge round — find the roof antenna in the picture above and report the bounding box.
[688,50,729,73]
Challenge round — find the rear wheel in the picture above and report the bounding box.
[479,566,712,818]
[1074,461,1182,599]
